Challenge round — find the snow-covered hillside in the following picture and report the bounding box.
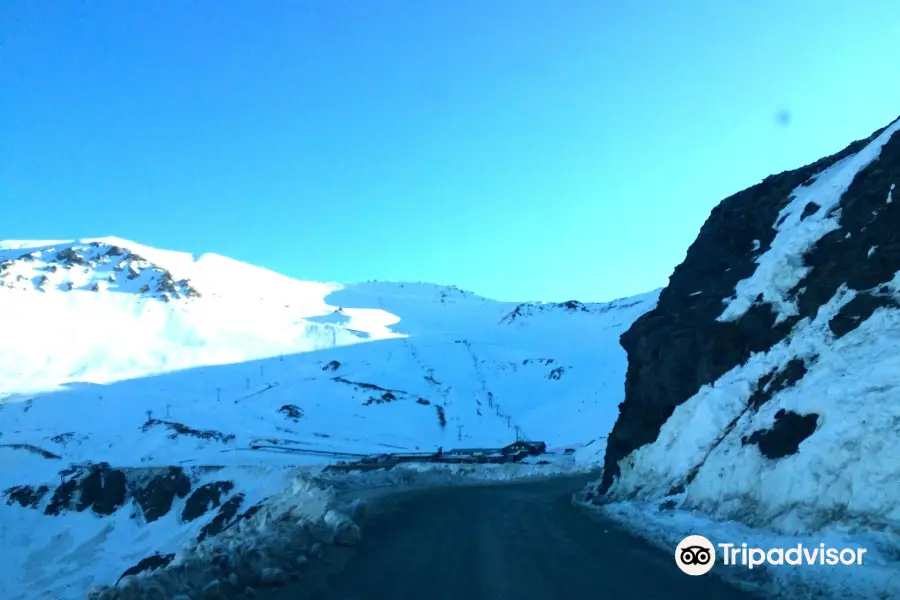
[0,236,657,599]
[0,237,404,394]
[587,117,900,597]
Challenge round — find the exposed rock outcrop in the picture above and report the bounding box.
[601,117,900,492]
[0,240,202,301]
[596,116,900,536]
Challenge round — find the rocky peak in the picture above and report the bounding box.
[499,295,651,325]
[0,239,202,301]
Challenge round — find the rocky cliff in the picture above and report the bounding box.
[593,116,900,535]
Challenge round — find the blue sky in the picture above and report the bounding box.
[2,1,899,301]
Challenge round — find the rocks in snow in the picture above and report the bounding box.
[56,248,85,266]
[277,404,304,421]
[116,553,176,584]
[132,467,192,522]
[742,410,820,459]
[309,543,324,559]
[4,484,50,508]
[547,366,565,380]
[201,579,225,599]
[259,567,286,586]
[181,481,235,523]
[324,509,362,546]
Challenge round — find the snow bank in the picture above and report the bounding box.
[312,455,596,500]
[1,465,324,600]
[606,283,900,538]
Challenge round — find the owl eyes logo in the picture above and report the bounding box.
[680,545,712,565]
[675,535,716,575]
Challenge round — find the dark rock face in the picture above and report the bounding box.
[44,478,79,515]
[117,552,175,584]
[77,467,128,515]
[132,467,192,522]
[828,292,898,338]
[747,358,810,411]
[141,418,236,443]
[8,463,268,554]
[600,117,900,493]
[55,248,85,266]
[0,442,61,459]
[743,410,820,459]
[559,300,590,312]
[182,481,235,523]
[4,484,50,508]
[198,493,246,541]
[44,464,127,516]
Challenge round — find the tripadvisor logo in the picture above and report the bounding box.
[675,535,715,575]
[675,535,869,575]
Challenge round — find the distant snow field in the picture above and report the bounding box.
[0,237,657,600]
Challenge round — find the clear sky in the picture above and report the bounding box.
[2,1,899,302]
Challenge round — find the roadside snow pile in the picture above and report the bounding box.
[577,499,900,600]
[315,454,594,498]
[1,464,328,600]
[83,470,338,600]
[82,457,591,600]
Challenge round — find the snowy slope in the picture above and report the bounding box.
[588,116,900,598]
[0,236,658,600]
[0,237,401,394]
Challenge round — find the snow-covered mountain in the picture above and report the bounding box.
[0,236,658,599]
[590,117,900,557]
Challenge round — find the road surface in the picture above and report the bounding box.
[262,475,760,600]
